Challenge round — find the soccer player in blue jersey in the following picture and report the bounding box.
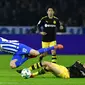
[0,37,63,69]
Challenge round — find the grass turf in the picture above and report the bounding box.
[0,55,85,85]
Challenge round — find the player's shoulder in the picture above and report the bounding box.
[41,16,48,20]
[53,16,59,20]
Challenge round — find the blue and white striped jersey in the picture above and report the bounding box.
[0,37,19,54]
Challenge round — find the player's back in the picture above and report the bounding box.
[0,37,32,55]
[0,37,19,54]
[0,37,19,43]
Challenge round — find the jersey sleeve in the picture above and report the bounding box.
[0,37,19,43]
[37,18,44,32]
[56,19,60,32]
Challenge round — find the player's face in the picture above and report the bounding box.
[47,8,54,18]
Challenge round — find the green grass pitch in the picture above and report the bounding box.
[0,55,85,85]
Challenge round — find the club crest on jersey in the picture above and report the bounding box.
[22,48,27,53]
[53,20,56,24]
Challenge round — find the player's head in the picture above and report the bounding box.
[46,6,55,18]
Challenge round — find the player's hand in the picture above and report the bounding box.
[60,26,64,30]
[40,32,47,35]
[54,44,64,49]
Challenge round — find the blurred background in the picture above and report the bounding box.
[0,0,85,54]
[0,0,85,26]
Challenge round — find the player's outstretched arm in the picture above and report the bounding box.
[38,44,64,54]
[29,44,64,56]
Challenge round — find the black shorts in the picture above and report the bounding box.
[67,61,85,78]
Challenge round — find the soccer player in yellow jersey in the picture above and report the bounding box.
[17,60,85,78]
[31,61,85,78]
[37,6,63,63]
[35,61,85,78]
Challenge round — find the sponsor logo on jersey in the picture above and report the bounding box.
[44,24,56,27]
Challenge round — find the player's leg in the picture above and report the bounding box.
[19,43,62,56]
[31,68,47,77]
[43,61,62,73]
[50,41,57,63]
[39,41,49,61]
[16,61,47,77]
[16,62,46,77]
[30,44,59,56]
[16,44,63,70]
[29,62,51,77]
[28,44,63,71]
[28,42,49,71]
[37,41,64,63]
[10,54,28,68]
[29,62,49,77]
[28,62,42,71]
[51,49,56,63]
[17,61,57,77]
[30,61,58,77]
[15,43,57,70]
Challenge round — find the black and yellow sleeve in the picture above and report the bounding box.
[37,16,47,32]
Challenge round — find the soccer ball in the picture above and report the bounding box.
[21,68,31,79]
